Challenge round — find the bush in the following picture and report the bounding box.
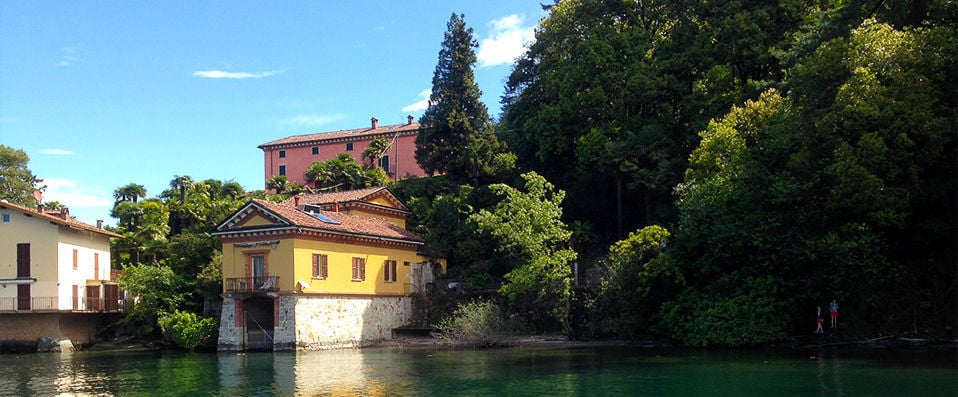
[434,300,512,347]
[158,310,218,351]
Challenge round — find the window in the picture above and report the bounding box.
[250,254,267,286]
[312,254,328,279]
[312,146,319,155]
[351,257,366,281]
[346,142,354,151]
[279,150,286,158]
[278,165,286,176]
[73,249,78,270]
[384,260,397,283]
[380,155,390,173]
[1,213,9,223]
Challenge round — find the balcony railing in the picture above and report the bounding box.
[225,275,280,293]
[0,297,127,313]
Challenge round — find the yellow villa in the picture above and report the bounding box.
[213,187,443,351]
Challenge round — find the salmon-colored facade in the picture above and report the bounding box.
[259,116,427,188]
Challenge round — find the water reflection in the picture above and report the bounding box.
[0,347,953,396]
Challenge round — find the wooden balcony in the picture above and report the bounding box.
[224,275,280,293]
[0,297,128,313]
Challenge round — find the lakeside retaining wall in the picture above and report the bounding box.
[218,294,412,351]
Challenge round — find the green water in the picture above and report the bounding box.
[0,346,954,396]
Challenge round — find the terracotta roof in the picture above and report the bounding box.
[280,187,388,206]
[242,199,423,243]
[0,200,121,238]
[259,121,420,148]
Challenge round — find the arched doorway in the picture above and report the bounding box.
[243,297,275,351]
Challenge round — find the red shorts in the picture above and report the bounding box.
[830,312,838,319]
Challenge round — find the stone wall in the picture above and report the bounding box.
[218,294,413,351]
[292,295,412,350]
[217,297,244,351]
[0,313,117,352]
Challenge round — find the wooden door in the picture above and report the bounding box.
[17,285,30,310]
[104,284,119,311]
[86,285,101,311]
[16,243,30,277]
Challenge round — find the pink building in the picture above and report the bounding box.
[259,116,427,188]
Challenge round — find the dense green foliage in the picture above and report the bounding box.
[416,13,504,186]
[158,310,218,351]
[304,153,389,191]
[427,0,955,346]
[0,145,44,206]
[109,176,250,335]
[118,262,185,334]
[434,300,513,347]
[471,172,577,329]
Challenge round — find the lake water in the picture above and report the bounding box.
[0,346,954,396]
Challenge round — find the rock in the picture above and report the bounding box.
[37,337,74,353]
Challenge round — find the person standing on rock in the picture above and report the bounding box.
[815,306,824,334]
[829,300,839,328]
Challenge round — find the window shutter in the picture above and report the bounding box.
[320,255,328,278]
[312,254,319,277]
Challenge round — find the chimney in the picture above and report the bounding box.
[294,195,301,207]
[96,220,103,229]
[37,204,44,213]
[407,115,414,125]
[371,117,378,129]
[333,201,339,212]
[60,207,69,220]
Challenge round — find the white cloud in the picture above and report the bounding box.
[42,178,113,208]
[477,14,537,68]
[57,47,86,67]
[401,89,431,112]
[40,148,74,155]
[193,69,283,79]
[280,114,347,128]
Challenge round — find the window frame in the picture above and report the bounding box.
[384,260,397,283]
[278,149,286,158]
[312,253,328,279]
[312,146,319,155]
[345,142,354,151]
[278,165,286,176]
[351,257,366,281]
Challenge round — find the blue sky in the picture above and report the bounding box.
[0,1,545,225]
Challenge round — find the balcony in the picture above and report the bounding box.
[225,275,280,293]
[0,297,128,313]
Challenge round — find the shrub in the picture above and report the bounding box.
[434,300,512,347]
[158,310,218,351]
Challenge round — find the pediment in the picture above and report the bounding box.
[217,202,290,231]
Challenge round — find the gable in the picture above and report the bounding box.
[242,213,278,227]
[217,202,291,232]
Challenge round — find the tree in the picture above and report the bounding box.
[416,13,501,186]
[114,183,147,203]
[170,175,194,203]
[305,153,387,191]
[118,261,185,334]
[0,145,44,206]
[471,172,577,331]
[361,137,391,168]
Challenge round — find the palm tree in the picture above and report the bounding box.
[361,137,391,168]
[170,175,194,203]
[113,183,147,203]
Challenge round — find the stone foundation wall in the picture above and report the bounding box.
[218,294,413,351]
[292,295,412,350]
[0,313,118,352]
[217,297,244,351]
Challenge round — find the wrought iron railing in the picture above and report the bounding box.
[0,297,127,313]
[224,275,280,293]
